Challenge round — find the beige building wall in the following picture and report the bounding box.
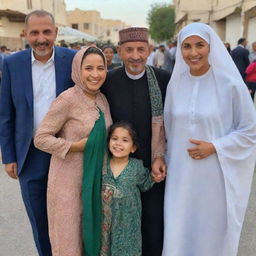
[0,0,67,49]
[174,0,256,49]
[67,8,129,44]
[67,9,104,38]
[0,0,67,25]
[102,19,128,44]
[247,17,256,48]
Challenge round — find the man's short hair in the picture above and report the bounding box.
[237,38,246,45]
[25,10,55,26]
[0,45,7,51]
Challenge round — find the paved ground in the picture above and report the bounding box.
[0,164,37,256]
[0,164,255,256]
[237,169,256,255]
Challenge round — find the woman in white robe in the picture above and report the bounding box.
[163,23,256,256]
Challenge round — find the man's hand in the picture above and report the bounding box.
[5,162,18,179]
[187,139,216,160]
[151,157,166,182]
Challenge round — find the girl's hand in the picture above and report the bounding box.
[187,139,216,160]
[70,138,88,152]
[151,172,164,183]
[151,157,166,182]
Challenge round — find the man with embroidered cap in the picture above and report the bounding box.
[101,27,171,256]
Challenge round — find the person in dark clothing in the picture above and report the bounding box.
[101,27,171,256]
[102,45,122,71]
[231,38,250,81]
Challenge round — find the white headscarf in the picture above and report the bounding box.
[170,22,245,87]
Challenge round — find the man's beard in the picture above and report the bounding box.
[33,41,51,57]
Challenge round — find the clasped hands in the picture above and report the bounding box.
[151,157,166,183]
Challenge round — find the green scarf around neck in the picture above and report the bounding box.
[145,65,165,160]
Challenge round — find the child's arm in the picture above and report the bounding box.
[137,160,155,192]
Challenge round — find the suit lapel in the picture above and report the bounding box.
[54,47,66,96]
[22,47,68,110]
[22,50,33,109]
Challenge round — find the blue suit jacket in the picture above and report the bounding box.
[0,46,76,174]
[231,46,250,80]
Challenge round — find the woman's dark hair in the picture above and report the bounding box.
[102,45,115,52]
[107,121,139,155]
[81,47,106,66]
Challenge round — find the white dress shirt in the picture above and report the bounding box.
[32,49,56,134]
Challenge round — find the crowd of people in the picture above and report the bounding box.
[1,27,256,102]
[0,9,256,256]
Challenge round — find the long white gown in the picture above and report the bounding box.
[163,68,256,256]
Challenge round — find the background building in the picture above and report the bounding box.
[0,0,67,49]
[67,8,129,45]
[174,0,256,49]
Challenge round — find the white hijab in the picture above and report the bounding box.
[170,22,245,86]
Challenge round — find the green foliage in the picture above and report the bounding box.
[147,3,175,42]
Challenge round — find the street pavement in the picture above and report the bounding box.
[0,164,37,256]
[0,163,255,256]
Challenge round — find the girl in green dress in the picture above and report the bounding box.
[100,121,161,256]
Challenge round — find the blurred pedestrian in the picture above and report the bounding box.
[231,38,250,81]
[102,45,121,71]
[224,41,231,54]
[163,40,176,74]
[245,59,256,101]
[154,44,165,68]
[249,41,256,63]
[146,44,156,66]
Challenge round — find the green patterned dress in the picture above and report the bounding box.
[100,157,154,256]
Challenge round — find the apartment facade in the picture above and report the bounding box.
[67,8,129,45]
[174,0,256,49]
[0,0,67,49]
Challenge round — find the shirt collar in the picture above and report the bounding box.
[31,47,55,64]
[125,68,145,80]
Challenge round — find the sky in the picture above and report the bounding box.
[65,0,172,27]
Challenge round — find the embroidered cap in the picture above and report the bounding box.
[119,27,149,44]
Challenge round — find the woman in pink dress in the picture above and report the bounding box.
[34,46,112,256]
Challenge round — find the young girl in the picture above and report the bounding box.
[100,121,160,256]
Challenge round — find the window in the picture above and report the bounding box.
[72,24,78,30]
[84,23,90,30]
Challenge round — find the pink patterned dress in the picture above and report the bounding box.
[34,85,112,256]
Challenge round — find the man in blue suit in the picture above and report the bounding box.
[231,38,250,81]
[0,10,76,256]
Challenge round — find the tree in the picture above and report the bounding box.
[147,4,175,42]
